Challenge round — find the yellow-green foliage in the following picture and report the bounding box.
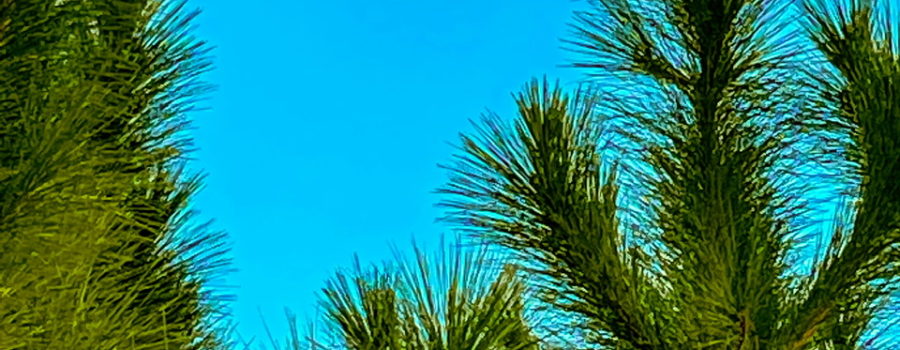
[0,1,228,349]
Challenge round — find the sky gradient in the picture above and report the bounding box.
[184,0,587,344]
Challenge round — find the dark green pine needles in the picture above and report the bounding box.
[436,0,899,349]
[302,0,898,349]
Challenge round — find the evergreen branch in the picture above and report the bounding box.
[439,78,671,348]
[779,1,900,348]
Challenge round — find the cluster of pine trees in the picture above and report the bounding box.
[1,0,896,349]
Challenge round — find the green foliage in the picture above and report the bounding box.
[439,0,898,349]
[318,238,546,350]
[275,237,549,350]
[0,1,229,349]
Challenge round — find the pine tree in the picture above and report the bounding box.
[440,0,898,348]
[0,1,229,348]
[298,237,548,350]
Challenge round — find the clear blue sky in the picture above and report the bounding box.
[184,0,587,344]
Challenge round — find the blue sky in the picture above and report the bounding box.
[184,0,587,344]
